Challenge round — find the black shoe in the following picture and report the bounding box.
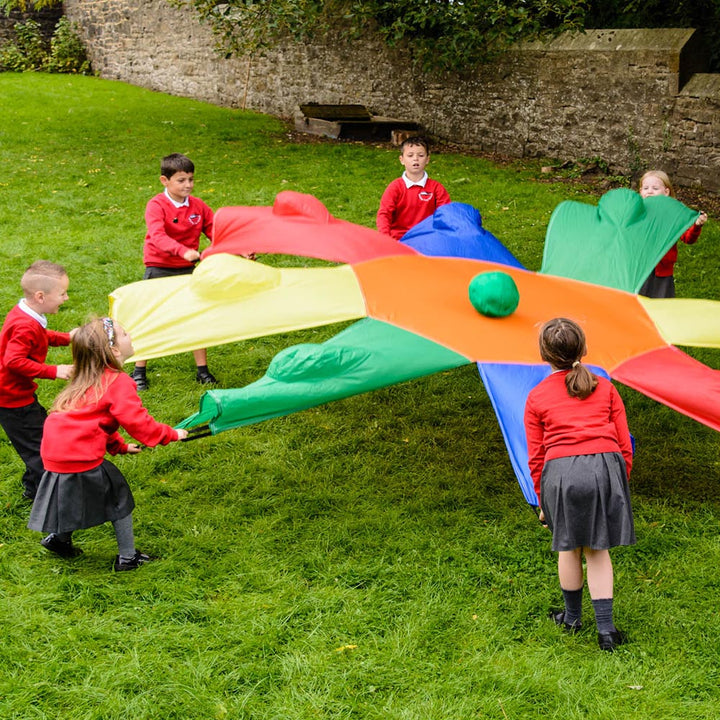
[41,534,83,558]
[113,550,157,572]
[131,369,149,391]
[598,629,628,652]
[22,490,36,502]
[548,608,582,634]
[196,368,217,385]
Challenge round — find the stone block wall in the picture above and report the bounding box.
[63,0,720,191]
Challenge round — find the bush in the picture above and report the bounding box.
[0,15,90,73]
[48,16,90,74]
[0,18,47,70]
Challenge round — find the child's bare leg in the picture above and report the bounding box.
[584,548,613,599]
[558,548,583,589]
[193,348,208,367]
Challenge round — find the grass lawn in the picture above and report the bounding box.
[1,72,719,720]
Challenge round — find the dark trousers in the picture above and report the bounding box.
[0,398,47,498]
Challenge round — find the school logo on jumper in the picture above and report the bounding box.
[418,191,434,202]
[188,213,201,225]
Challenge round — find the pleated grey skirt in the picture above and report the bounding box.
[540,452,635,552]
[28,460,135,535]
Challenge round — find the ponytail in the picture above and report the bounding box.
[539,317,598,399]
[565,361,598,400]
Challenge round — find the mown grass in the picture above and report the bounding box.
[1,73,719,719]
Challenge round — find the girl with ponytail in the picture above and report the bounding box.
[524,317,635,652]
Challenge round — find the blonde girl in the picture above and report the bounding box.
[29,318,187,571]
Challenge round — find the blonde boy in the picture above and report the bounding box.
[0,261,74,500]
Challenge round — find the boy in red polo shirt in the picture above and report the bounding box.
[376,136,451,240]
[131,153,217,390]
[0,261,75,500]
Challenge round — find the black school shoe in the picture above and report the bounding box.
[548,608,582,634]
[598,629,628,652]
[113,550,157,572]
[41,533,83,558]
[196,368,218,385]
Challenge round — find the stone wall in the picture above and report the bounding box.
[63,0,720,191]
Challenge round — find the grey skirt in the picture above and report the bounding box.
[28,460,135,535]
[540,452,635,552]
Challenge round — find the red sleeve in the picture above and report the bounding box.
[106,431,129,456]
[435,182,451,208]
[679,222,702,245]
[144,195,189,259]
[200,202,214,242]
[105,373,179,446]
[376,180,399,237]
[47,330,71,347]
[523,393,546,501]
[3,325,57,380]
[609,386,633,477]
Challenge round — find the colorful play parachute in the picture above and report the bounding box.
[542,188,699,292]
[110,192,720,505]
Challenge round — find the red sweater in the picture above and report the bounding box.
[376,176,451,240]
[0,305,71,408]
[654,223,702,276]
[524,372,633,501]
[143,192,214,269]
[41,369,179,473]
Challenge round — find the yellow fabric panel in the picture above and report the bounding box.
[109,254,367,361]
[638,297,720,349]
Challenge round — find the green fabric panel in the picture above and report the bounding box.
[541,189,699,293]
[178,318,470,433]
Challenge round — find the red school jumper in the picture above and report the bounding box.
[0,304,71,408]
[143,191,214,270]
[376,174,451,240]
[41,370,179,473]
[524,372,633,503]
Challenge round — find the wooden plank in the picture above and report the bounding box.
[299,103,372,121]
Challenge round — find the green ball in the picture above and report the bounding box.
[468,271,520,318]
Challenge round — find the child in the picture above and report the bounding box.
[638,169,708,298]
[376,136,451,240]
[0,261,74,501]
[132,152,217,390]
[524,318,635,652]
[28,317,188,571]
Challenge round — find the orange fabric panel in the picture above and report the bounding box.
[353,256,666,371]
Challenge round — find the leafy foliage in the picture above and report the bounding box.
[0,16,89,73]
[173,0,720,73]
[170,0,589,72]
[0,17,45,69]
[0,0,60,11]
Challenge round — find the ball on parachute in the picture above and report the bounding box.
[468,271,519,318]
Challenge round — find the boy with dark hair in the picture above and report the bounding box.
[0,261,75,500]
[376,136,451,240]
[131,153,217,390]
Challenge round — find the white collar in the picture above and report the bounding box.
[18,298,47,328]
[402,171,428,188]
[164,188,190,208]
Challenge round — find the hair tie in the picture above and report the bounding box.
[572,360,580,368]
